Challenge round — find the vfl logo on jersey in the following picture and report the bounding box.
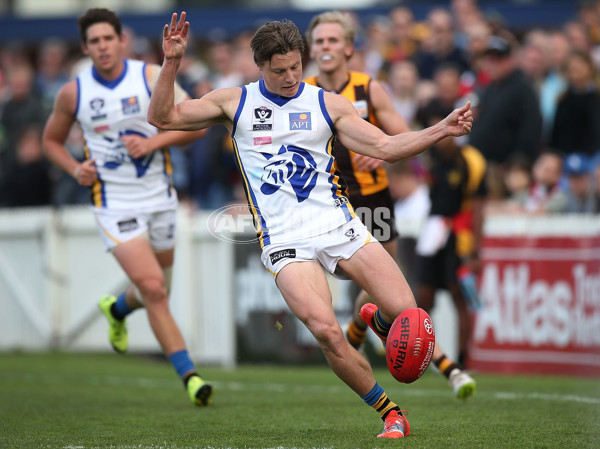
[344,227,359,241]
[121,96,141,115]
[90,97,107,121]
[253,106,273,130]
[260,145,318,203]
[289,112,311,130]
[269,248,296,264]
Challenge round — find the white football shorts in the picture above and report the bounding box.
[261,217,377,280]
[92,206,177,252]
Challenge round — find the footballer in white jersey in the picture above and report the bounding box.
[232,79,356,247]
[76,59,177,211]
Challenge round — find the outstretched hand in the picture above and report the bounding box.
[443,101,473,137]
[162,12,189,61]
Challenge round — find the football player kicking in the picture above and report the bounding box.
[149,12,473,438]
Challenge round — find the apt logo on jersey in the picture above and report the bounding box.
[253,106,273,130]
[289,112,311,130]
[260,145,318,203]
[121,96,141,115]
[344,227,359,241]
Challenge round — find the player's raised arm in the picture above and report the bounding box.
[328,92,472,163]
[148,12,238,132]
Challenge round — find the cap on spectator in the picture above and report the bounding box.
[564,152,591,176]
[484,35,512,57]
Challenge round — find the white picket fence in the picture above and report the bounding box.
[0,206,235,366]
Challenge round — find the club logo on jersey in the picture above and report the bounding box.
[269,248,296,264]
[260,145,318,203]
[117,218,139,233]
[121,96,141,115]
[102,129,155,178]
[90,97,106,121]
[253,106,273,130]
[289,112,311,130]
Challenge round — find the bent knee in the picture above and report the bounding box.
[135,276,167,304]
[307,317,345,349]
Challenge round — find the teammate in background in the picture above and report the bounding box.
[42,8,213,407]
[415,102,487,385]
[303,10,476,400]
[149,12,472,438]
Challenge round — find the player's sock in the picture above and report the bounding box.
[168,349,197,381]
[361,382,401,420]
[110,292,132,321]
[372,310,392,339]
[346,319,367,349]
[434,354,461,379]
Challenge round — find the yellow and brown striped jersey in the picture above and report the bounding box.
[303,71,389,199]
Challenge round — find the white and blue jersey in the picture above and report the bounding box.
[232,80,355,247]
[76,59,176,210]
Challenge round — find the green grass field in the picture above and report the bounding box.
[0,352,598,449]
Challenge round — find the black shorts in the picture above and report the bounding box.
[349,187,398,244]
[415,232,460,288]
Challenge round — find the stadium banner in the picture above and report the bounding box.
[468,232,600,377]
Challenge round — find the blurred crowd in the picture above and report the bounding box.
[1,0,600,216]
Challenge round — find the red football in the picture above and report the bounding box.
[386,308,435,383]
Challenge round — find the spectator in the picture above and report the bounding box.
[207,36,244,89]
[563,152,596,213]
[484,154,533,215]
[564,20,592,54]
[34,38,70,120]
[416,62,464,130]
[550,50,600,156]
[0,63,45,179]
[468,34,542,199]
[412,8,470,80]
[451,0,484,52]
[384,6,419,66]
[523,151,568,213]
[518,31,549,92]
[460,19,493,94]
[0,125,52,207]
[361,15,391,79]
[386,60,420,127]
[539,31,571,143]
